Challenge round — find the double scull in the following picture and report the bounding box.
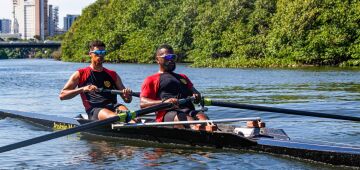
[0,109,359,167]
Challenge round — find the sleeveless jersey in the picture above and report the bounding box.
[141,72,194,122]
[78,67,118,112]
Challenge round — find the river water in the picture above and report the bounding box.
[0,59,359,169]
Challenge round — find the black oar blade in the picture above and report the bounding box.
[0,103,172,153]
[204,98,360,122]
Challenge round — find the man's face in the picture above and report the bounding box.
[89,46,106,64]
[156,48,177,72]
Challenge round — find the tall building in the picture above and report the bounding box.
[48,5,61,36]
[12,0,19,34]
[63,14,79,31]
[53,6,59,31]
[48,5,54,36]
[13,0,48,40]
[0,19,12,33]
[35,0,48,39]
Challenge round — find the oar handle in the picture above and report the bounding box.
[118,97,194,122]
[134,103,173,117]
[203,98,360,122]
[100,88,140,97]
[136,97,194,116]
[179,96,195,105]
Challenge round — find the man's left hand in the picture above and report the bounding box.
[122,88,132,102]
[193,93,201,104]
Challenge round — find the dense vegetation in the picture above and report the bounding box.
[0,48,55,59]
[61,0,360,67]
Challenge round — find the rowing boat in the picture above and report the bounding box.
[0,109,359,167]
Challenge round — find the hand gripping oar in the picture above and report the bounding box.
[0,102,176,153]
[99,88,140,97]
[202,98,360,122]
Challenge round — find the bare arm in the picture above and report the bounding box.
[140,97,178,109]
[59,71,97,100]
[140,97,162,108]
[115,74,132,103]
[59,71,82,100]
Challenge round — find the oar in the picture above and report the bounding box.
[100,88,140,97]
[203,98,360,122]
[0,102,177,153]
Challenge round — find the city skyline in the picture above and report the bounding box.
[0,0,95,28]
[12,0,49,39]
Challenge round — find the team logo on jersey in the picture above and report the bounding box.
[104,81,111,88]
[180,78,187,85]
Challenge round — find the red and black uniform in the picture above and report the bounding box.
[78,67,119,120]
[141,72,194,122]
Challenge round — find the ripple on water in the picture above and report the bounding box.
[1,59,360,169]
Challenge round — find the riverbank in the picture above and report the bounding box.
[61,55,360,68]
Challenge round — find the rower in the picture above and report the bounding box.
[59,40,133,121]
[139,44,217,131]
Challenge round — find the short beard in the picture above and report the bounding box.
[164,63,176,72]
[92,59,103,67]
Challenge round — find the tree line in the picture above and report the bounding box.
[58,0,360,67]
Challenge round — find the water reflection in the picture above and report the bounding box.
[73,134,345,170]
[79,135,137,163]
[79,134,223,168]
[88,141,136,162]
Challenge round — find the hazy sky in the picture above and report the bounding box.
[0,0,96,28]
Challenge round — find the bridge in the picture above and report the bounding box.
[0,41,61,48]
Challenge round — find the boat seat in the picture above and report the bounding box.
[75,113,89,120]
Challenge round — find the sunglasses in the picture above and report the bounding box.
[90,50,107,56]
[160,54,177,60]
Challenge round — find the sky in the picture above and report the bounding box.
[0,0,96,28]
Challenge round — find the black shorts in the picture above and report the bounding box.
[86,103,123,120]
[163,108,200,122]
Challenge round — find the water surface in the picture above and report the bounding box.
[0,59,359,169]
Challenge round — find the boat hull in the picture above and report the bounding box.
[0,109,359,167]
[255,138,360,166]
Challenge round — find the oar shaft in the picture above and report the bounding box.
[205,99,360,122]
[136,103,172,117]
[0,116,118,153]
[0,103,172,153]
[101,89,140,97]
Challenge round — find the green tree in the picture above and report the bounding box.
[61,0,360,67]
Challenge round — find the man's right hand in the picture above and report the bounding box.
[163,98,179,109]
[82,85,98,93]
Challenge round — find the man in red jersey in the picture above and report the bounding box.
[59,40,132,120]
[140,44,209,129]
